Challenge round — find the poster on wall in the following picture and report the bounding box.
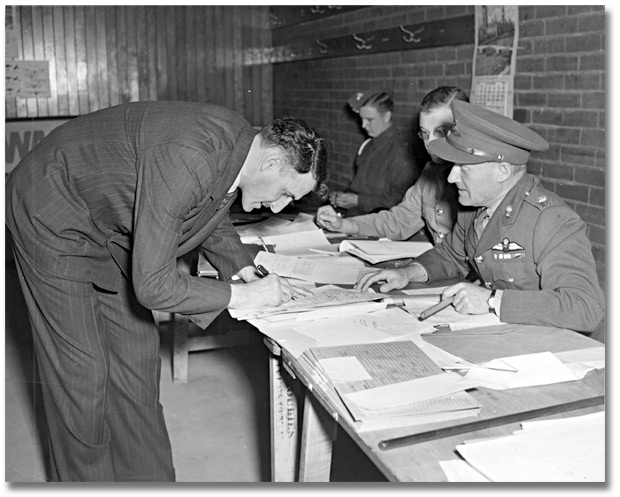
[470,5,518,117]
[5,120,69,173]
[5,60,51,99]
[5,5,19,59]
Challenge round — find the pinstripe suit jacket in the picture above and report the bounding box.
[6,101,257,328]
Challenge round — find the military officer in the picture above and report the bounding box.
[356,100,604,335]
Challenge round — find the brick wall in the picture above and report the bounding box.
[272,5,606,287]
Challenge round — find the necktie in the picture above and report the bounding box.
[474,208,490,240]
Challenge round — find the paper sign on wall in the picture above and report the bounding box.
[470,5,519,117]
[5,60,51,99]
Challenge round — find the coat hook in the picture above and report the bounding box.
[352,33,373,50]
[399,24,424,43]
[316,39,329,55]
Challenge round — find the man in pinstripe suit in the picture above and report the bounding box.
[5,101,328,481]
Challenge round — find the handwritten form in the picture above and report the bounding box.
[254,250,376,285]
[228,284,385,321]
[305,341,481,428]
[454,411,605,482]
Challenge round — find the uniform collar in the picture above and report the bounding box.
[475,174,537,254]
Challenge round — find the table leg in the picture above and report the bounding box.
[268,351,299,482]
[299,393,337,482]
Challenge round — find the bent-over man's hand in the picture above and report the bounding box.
[228,274,311,309]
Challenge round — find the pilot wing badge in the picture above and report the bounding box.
[492,238,525,260]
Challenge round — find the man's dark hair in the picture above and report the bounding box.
[260,117,328,199]
[364,91,394,114]
[420,86,469,114]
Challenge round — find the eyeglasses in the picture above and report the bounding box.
[417,126,452,141]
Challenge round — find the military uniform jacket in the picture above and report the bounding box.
[347,124,418,216]
[6,101,257,329]
[415,174,604,332]
[352,162,458,243]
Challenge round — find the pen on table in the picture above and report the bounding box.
[258,236,269,253]
[256,265,270,278]
[418,295,455,320]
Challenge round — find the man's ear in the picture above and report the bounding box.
[496,162,513,183]
[258,152,283,172]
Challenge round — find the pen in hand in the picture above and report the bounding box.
[256,264,301,301]
[418,296,455,320]
[256,265,270,278]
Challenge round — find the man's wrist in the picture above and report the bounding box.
[406,262,429,282]
[344,219,360,235]
[487,289,503,316]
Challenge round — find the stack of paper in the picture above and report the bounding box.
[254,250,376,285]
[228,284,386,321]
[302,341,481,431]
[452,411,605,482]
[339,239,433,264]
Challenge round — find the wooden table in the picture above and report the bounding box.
[263,324,605,482]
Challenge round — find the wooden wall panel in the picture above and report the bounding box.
[5,5,273,126]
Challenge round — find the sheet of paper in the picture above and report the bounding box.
[229,284,385,320]
[401,286,448,296]
[404,297,505,330]
[439,460,492,482]
[348,391,481,423]
[255,325,319,358]
[261,229,332,256]
[318,356,373,383]
[554,346,605,368]
[291,316,392,347]
[237,216,293,238]
[464,351,580,389]
[254,250,375,284]
[345,372,480,410]
[456,411,605,482]
[237,216,319,239]
[355,407,478,433]
[339,239,433,263]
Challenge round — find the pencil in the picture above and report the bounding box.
[418,296,455,320]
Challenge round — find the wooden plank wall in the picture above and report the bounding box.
[5,5,273,126]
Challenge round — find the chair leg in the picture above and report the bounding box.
[171,313,190,383]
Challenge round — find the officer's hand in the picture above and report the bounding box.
[228,274,302,309]
[334,192,358,209]
[442,282,491,315]
[354,269,409,293]
[328,191,342,207]
[316,205,344,231]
